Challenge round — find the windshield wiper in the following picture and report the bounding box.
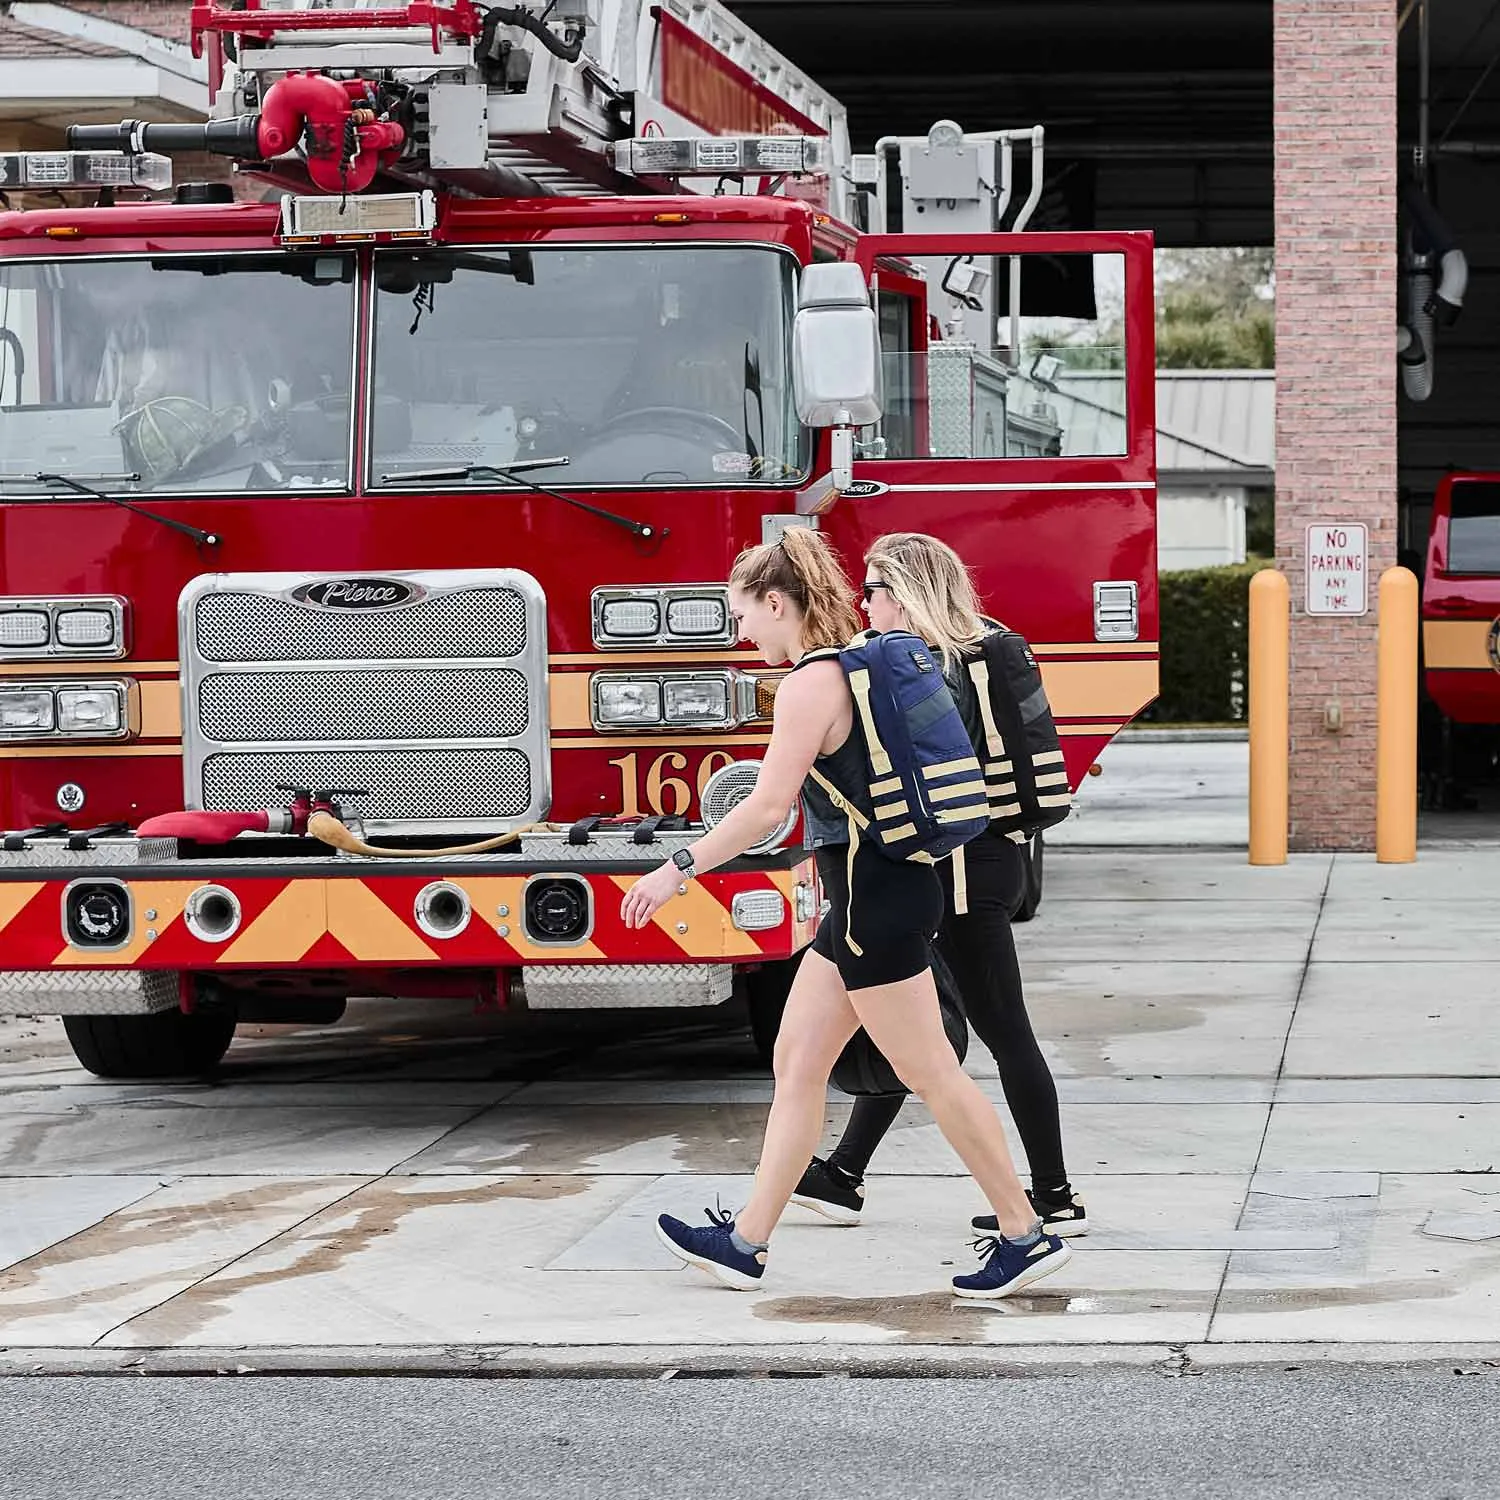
[380,458,664,541]
[0,473,219,547]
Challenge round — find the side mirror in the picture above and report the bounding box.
[792,264,883,490]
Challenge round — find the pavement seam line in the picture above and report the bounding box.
[0,1176,169,1283]
[87,1175,382,1350]
[1205,851,1336,1341]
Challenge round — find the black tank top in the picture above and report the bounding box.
[789,651,873,849]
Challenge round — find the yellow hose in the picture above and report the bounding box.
[306,810,557,858]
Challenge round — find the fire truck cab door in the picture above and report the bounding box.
[815,230,1160,784]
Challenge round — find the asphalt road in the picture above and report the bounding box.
[3,1368,1498,1500]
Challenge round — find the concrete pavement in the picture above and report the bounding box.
[1,825,1499,1367]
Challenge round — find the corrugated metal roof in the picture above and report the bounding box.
[1057,369,1273,475]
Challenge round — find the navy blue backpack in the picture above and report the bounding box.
[805,629,990,866]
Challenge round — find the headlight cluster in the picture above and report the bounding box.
[593,671,742,730]
[592,586,735,649]
[0,681,133,740]
[0,597,126,659]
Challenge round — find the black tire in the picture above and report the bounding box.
[62,1008,237,1079]
[744,956,800,1065]
[1012,830,1045,923]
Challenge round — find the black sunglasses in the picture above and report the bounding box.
[861,580,892,603]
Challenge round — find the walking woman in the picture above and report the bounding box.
[791,531,1086,1241]
[620,526,1071,1299]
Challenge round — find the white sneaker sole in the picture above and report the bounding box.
[790,1192,863,1226]
[654,1220,763,1291]
[952,1240,1072,1301]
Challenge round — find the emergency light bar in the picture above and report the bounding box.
[613,136,828,178]
[279,190,437,243]
[0,151,172,192]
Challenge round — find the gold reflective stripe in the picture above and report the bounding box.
[871,776,903,797]
[874,800,910,819]
[809,766,865,956]
[936,807,984,824]
[809,767,870,831]
[987,781,1017,797]
[982,761,1014,777]
[968,660,1005,756]
[1033,749,1066,766]
[929,779,987,803]
[952,845,968,916]
[882,821,918,842]
[1035,770,1070,787]
[1036,792,1072,807]
[923,755,982,781]
[848,668,891,775]
[989,800,1021,817]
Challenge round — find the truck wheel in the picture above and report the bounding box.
[62,1007,237,1080]
[744,956,800,1065]
[1012,831,1046,923]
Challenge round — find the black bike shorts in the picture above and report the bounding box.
[810,841,943,992]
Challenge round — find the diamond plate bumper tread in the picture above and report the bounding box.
[0,968,179,1016]
[523,963,734,1009]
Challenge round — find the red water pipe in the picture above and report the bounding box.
[256,73,406,194]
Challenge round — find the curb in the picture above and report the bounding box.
[2,1343,1497,1378]
[1115,728,1248,744]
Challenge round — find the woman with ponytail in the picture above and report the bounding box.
[621,526,1072,1299]
[792,531,1087,1241]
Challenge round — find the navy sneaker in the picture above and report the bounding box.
[790,1156,865,1225]
[973,1186,1090,1239]
[952,1230,1071,1300]
[656,1207,767,1291]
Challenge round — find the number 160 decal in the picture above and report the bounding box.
[607,749,737,818]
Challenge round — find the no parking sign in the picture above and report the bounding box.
[1305,523,1369,616]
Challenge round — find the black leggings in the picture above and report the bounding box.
[826,832,1070,1195]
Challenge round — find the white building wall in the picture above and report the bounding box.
[1158,485,1248,571]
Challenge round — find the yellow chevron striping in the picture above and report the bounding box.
[218,882,326,965]
[55,880,190,967]
[457,877,608,961]
[0,882,44,937]
[608,874,762,959]
[326,881,437,962]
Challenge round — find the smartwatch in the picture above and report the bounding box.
[671,847,697,880]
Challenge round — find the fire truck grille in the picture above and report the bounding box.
[202,749,532,823]
[180,570,550,835]
[198,669,530,743]
[194,588,527,662]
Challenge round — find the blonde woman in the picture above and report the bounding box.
[792,532,1087,1241]
[620,526,1071,1298]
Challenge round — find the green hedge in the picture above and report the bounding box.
[1145,560,1274,724]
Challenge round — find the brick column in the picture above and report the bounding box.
[1274,0,1398,851]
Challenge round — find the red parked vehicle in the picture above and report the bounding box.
[0,0,1157,1076]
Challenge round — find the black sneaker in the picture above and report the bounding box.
[790,1156,865,1225]
[973,1187,1089,1239]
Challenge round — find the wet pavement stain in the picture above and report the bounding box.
[1215,1279,1462,1315]
[408,1105,827,1176]
[109,1175,598,1344]
[752,1288,1218,1341]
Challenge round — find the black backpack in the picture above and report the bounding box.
[960,620,1072,839]
[831,945,968,1097]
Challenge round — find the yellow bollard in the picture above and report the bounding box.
[1248,569,1290,865]
[1376,565,1419,863]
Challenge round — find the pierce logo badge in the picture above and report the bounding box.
[291,578,425,610]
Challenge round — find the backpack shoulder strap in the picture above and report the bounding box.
[965,651,1007,758]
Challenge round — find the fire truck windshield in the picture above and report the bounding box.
[370,244,807,488]
[0,253,356,493]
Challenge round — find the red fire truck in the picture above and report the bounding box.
[0,0,1157,1077]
